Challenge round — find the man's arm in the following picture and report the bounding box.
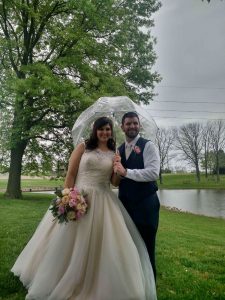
[115,141,160,182]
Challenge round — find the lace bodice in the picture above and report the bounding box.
[75,149,114,189]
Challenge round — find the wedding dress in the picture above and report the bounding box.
[11,149,157,300]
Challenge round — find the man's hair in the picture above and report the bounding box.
[122,111,140,125]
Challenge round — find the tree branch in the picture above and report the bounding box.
[31,135,58,142]
[0,1,20,76]
[31,1,67,49]
[30,108,53,126]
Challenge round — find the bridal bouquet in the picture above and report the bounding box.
[49,187,88,224]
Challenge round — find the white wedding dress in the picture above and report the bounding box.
[11,149,157,300]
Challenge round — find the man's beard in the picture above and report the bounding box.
[126,130,139,139]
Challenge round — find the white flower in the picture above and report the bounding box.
[67,211,76,220]
[56,197,61,204]
[62,188,70,196]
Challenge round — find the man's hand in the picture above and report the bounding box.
[114,161,127,177]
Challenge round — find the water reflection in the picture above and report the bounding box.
[33,189,225,219]
[158,189,225,219]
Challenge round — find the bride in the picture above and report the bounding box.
[11,116,157,300]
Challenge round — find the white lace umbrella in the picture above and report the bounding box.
[72,96,158,146]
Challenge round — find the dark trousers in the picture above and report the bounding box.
[135,223,158,280]
[119,192,160,280]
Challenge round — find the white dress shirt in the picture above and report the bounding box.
[125,135,160,182]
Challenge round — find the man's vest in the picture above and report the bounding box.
[118,137,158,225]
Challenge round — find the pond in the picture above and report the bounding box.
[33,189,225,219]
[158,189,225,219]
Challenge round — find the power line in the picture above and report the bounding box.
[147,109,225,114]
[156,85,225,90]
[151,115,225,120]
[151,100,225,104]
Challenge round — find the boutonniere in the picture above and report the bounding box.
[133,145,141,154]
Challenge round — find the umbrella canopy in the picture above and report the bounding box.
[72,96,158,146]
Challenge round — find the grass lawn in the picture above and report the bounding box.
[0,193,53,300]
[1,174,225,192]
[158,173,225,189]
[157,209,225,299]
[0,193,225,299]
[0,178,63,191]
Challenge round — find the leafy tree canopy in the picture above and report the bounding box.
[0,0,161,196]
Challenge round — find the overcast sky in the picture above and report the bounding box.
[145,0,225,128]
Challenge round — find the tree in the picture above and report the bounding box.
[174,123,203,182]
[156,127,174,184]
[0,105,11,173]
[217,150,225,174]
[209,120,225,182]
[0,0,161,198]
[201,122,212,178]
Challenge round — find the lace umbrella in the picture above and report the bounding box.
[72,96,158,146]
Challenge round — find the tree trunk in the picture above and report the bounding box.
[216,154,220,182]
[196,163,201,182]
[204,153,208,178]
[159,170,163,184]
[5,141,27,199]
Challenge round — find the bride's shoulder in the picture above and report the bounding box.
[73,142,86,155]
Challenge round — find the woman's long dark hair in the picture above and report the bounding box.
[85,117,116,151]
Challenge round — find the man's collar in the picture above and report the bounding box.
[125,134,140,146]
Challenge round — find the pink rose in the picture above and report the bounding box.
[69,199,77,207]
[133,145,141,154]
[70,187,79,199]
[76,211,83,219]
[58,206,65,215]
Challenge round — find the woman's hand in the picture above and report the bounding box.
[113,151,121,163]
[113,151,121,174]
[113,152,127,177]
[111,151,122,186]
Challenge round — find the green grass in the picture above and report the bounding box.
[0,193,225,299]
[0,174,225,191]
[157,209,225,299]
[158,173,225,189]
[0,193,53,300]
[0,178,63,190]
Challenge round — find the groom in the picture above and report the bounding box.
[114,111,160,279]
